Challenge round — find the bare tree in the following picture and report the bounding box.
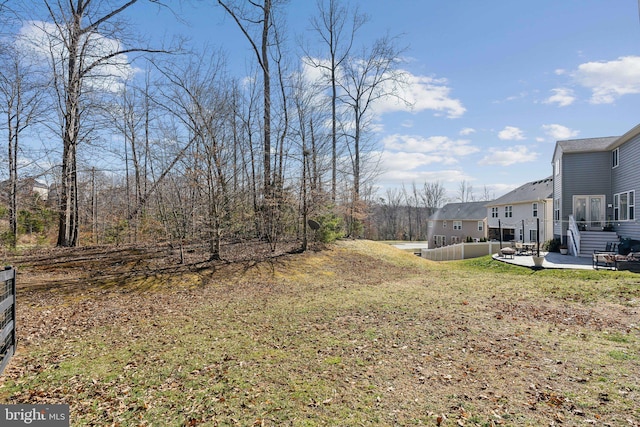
[420,180,447,215]
[0,41,47,248]
[40,0,163,247]
[307,0,365,202]
[217,0,276,194]
[217,0,295,250]
[379,188,403,240]
[338,35,406,203]
[479,185,495,202]
[457,179,475,202]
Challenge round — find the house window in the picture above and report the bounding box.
[555,159,560,176]
[434,235,446,247]
[477,221,483,231]
[442,221,447,228]
[505,206,513,218]
[532,202,538,218]
[453,221,462,230]
[529,230,538,242]
[554,198,560,221]
[612,147,619,168]
[451,236,461,244]
[615,190,635,221]
[428,221,434,229]
[491,207,498,218]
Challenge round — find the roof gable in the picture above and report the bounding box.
[553,136,619,161]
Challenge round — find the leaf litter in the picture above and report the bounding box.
[0,240,638,426]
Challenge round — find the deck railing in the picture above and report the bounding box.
[567,215,581,257]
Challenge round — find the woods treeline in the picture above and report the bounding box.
[0,0,457,257]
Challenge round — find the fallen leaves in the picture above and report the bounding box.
[1,241,638,426]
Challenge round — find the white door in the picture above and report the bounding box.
[573,195,605,229]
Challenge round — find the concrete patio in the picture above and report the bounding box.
[492,251,595,270]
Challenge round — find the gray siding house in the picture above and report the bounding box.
[427,201,488,247]
[552,123,639,252]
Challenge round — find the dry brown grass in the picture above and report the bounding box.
[0,239,638,426]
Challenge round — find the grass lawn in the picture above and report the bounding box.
[1,240,639,426]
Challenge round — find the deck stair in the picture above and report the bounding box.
[578,231,619,257]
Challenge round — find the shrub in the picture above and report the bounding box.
[18,210,45,234]
[315,213,344,243]
[543,238,561,252]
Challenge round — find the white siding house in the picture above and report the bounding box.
[486,177,553,244]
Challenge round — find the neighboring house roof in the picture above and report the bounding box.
[430,201,489,221]
[486,177,553,206]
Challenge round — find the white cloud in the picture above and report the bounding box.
[382,134,480,158]
[459,127,476,136]
[373,72,466,118]
[543,88,575,107]
[573,56,640,104]
[498,126,525,141]
[380,151,457,170]
[478,145,538,166]
[376,156,472,187]
[17,20,136,93]
[542,124,579,140]
[300,57,329,85]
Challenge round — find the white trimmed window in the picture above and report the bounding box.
[532,202,538,218]
[491,207,498,218]
[453,220,462,230]
[442,220,447,228]
[505,206,513,218]
[554,198,560,221]
[615,190,635,221]
[477,221,483,231]
[434,235,446,246]
[612,147,619,168]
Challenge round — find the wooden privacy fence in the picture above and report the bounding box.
[0,267,16,375]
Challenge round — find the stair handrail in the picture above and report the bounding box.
[567,215,580,257]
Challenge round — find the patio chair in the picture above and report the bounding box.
[515,241,524,255]
[593,242,619,270]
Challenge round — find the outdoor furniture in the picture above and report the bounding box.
[515,242,524,255]
[592,251,617,270]
[500,247,516,259]
[523,242,536,255]
[593,242,623,270]
[613,252,640,272]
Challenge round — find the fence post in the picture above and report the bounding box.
[0,266,16,375]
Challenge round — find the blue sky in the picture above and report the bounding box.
[21,0,640,200]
